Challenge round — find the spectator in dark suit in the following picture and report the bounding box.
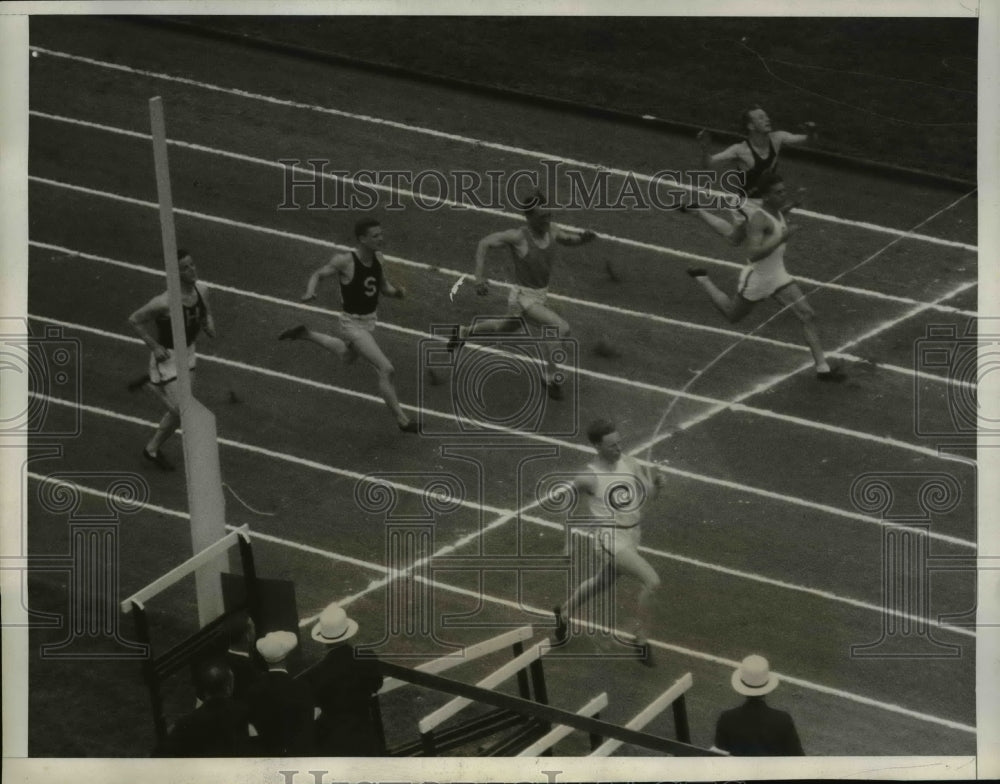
[224,612,265,701]
[714,654,804,756]
[158,660,253,757]
[245,630,316,756]
[305,602,384,756]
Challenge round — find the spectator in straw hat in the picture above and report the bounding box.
[714,654,804,756]
[245,630,315,756]
[305,602,385,755]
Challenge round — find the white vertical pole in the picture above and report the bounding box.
[149,96,226,626]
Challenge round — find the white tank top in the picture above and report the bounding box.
[586,457,647,529]
[748,206,787,277]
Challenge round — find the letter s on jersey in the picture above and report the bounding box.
[364,276,377,297]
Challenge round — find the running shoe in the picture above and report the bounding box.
[278,325,308,341]
[142,448,175,471]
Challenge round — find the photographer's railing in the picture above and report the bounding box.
[590,672,693,756]
[416,641,549,755]
[516,692,609,756]
[373,625,542,755]
[379,625,535,695]
[120,525,261,744]
[378,639,719,756]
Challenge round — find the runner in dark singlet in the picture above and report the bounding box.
[128,249,216,470]
[688,107,815,244]
[339,250,382,316]
[153,288,206,350]
[743,134,779,198]
[276,218,418,433]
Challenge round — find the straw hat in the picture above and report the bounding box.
[310,602,359,645]
[731,654,779,696]
[255,630,298,664]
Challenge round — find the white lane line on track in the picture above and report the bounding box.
[31,173,983,405]
[25,470,977,735]
[28,173,978,391]
[29,386,978,550]
[33,49,974,731]
[29,110,979,317]
[31,314,978,558]
[30,50,978,254]
[29,246,975,465]
[635,276,980,457]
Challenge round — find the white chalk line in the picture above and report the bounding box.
[30,109,978,318]
[30,48,978,253]
[26,39,983,747]
[28,376,978,553]
[29,168,981,408]
[24,470,976,735]
[27,167,977,388]
[635,186,979,456]
[31,315,976,551]
[30,241,973,466]
[635,276,980,458]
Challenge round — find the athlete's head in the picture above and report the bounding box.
[518,190,551,234]
[177,249,197,285]
[587,418,623,461]
[354,218,384,250]
[757,173,787,207]
[742,107,772,134]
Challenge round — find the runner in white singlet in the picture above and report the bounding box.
[552,419,667,666]
[686,174,845,381]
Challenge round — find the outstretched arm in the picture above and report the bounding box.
[553,226,597,246]
[773,123,817,150]
[631,457,667,499]
[699,132,748,168]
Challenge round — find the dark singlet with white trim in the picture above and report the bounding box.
[510,227,556,289]
[744,136,779,197]
[155,288,206,349]
[340,251,382,316]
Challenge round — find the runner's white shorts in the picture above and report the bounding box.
[737,263,796,303]
[597,524,641,557]
[339,312,378,344]
[507,286,549,317]
[149,347,197,386]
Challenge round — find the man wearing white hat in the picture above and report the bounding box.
[245,630,315,756]
[714,654,804,756]
[305,602,385,755]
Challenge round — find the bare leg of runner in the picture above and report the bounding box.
[688,272,755,323]
[556,560,615,642]
[522,301,572,397]
[346,329,417,431]
[774,284,844,379]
